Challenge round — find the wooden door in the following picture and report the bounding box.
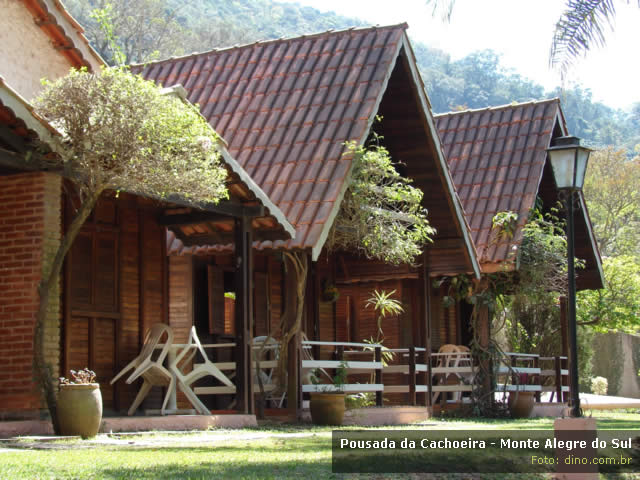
[64,200,120,409]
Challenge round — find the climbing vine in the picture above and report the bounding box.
[435,201,585,416]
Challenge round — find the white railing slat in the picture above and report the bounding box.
[302,360,382,370]
[302,384,384,393]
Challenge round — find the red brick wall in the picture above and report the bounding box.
[0,172,61,419]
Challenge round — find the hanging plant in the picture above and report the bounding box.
[327,137,435,265]
[321,281,340,303]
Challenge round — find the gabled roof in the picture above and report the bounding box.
[21,0,105,70]
[134,24,479,274]
[435,99,603,289]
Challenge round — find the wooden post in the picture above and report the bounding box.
[426,349,433,408]
[554,356,563,403]
[409,346,416,406]
[476,301,493,409]
[533,355,541,402]
[421,251,433,408]
[559,296,569,402]
[234,215,254,415]
[375,346,383,406]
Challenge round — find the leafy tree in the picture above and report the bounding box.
[65,0,260,64]
[33,67,228,433]
[577,256,640,333]
[583,147,640,257]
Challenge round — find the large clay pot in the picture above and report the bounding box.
[310,392,346,425]
[508,391,535,418]
[57,383,103,438]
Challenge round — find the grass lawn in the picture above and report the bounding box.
[0,411,638,479]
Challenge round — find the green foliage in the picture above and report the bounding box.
[491,210,519,240]
[577,256,640,333]
[583,147,640,257]
[591,376,609,395]
[328,140,435,265]
[506,206,571,354]
[34,67,228,204]
[310,360,348,392]
[344,392,375,409]
[362,289,403,366]
[365,289,404,336]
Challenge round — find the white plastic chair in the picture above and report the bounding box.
[170,326,236,415]
[432,344,462,405]
[110,323,174,415]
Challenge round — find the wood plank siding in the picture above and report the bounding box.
[63,193,168,413]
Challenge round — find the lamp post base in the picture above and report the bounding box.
[553,417,598,480]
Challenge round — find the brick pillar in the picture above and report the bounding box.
[0,172,62,419]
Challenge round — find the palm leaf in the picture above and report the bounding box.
[550,0,639,77]
[424,0,456,22]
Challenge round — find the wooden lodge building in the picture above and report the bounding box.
[0,4,603,429]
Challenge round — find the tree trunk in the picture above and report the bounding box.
[275,252,308,410]
[33,189,103,434]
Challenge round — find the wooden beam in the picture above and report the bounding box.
[159,211,233,226]
[175,228,288,247]
[163,195,264,218]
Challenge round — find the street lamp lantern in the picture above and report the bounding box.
[547,136,591,190]
[546,135,592,418]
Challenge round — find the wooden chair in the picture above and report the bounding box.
[170,326,236,415]
[110,323,174,416]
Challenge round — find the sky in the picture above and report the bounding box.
[293,0,639,111]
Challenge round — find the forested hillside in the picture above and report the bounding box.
[65,0,638,150]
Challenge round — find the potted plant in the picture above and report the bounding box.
[508,373,536,418]
[309,361,347,425]
[321,281,340,303]
[57,368,102,438]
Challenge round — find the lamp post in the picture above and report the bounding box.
[546,136,592,418]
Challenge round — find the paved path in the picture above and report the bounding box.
[540,392,640,409]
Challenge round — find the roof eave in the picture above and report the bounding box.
[578,192,605,289]
[218,145,295,239]
[0,78,61,148]
[400,33,481,279]
[23,0,106,70]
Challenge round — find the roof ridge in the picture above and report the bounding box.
[129,23,409,69]
[434,98,560,118]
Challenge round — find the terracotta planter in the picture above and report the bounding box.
[310,392,346,425]
[57,383,103,438]
[508,391,535,418]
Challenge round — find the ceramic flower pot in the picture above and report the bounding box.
[508,391,535,418]
[310,392,346,425]
[57,383,103,438]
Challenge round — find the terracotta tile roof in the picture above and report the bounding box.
[133,24,408,258]
[21,0,105,70]
[434,99,564,269]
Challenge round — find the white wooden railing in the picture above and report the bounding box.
[188,339,569,409]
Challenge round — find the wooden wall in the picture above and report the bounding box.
[64,193,168,413]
